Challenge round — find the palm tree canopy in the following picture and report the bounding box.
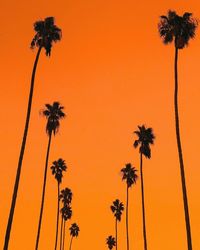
[42,101,65,136]
[121,163,138,188]
[133,125,155,159]
[69,223,80,237]
[61,204,72,221]
[110,199,124,221]
[59,187,73,205]
[158,10,198,49]
[51,158,67,183]
[106,235,116,249]
[31,16,62,56]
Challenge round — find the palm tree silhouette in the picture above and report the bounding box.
[59,188,73,250]
[121,163,138,250]
[35,102,65,250]
[51,158,67,250]
[110,199,124,250]
[69,223,80,250]
[4,17,61,250]
[61,205,72,250]
[158,10,197,250]
[106,236,116,250]
[133,125,155,250]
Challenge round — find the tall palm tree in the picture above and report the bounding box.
[51,158,67,250]
[62,205,72,250]
[110,199,124,250]
[158,11,197,250]
[4,17,61,250]
[121,163,138,250]
[35,102,65,250]
[133,125,155,250]
[59,188,73,250]
[106,236,116,250]
[69,223,80,250]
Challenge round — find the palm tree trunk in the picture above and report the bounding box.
[174,47,192,250]
[3,46,42,250]
[115,218,118,250]
[126,185,129,250]
[35,132,52,250]
[69,236,73,250]
[54,182,60,250]
[140,152,147,250]
[60,217,64,250]
[62,220,66,250]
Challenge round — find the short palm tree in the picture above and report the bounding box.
[51,158,67,250]
[133,125,155,250]
[61,205,72,250]
[121,163,138,250]
[59,188,73,250]
[4,17,61,250]
[35,102,65,250]
[110,199,124,250]
[69,223,80,250]
[158,10,198,250]
[106,236,116,250]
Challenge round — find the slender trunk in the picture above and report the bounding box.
[174,47,192,250]
[62,220,66,250]
[3,46,42,250]
[140,152,147,250]
[60,217,64,250]
[126,185,129,250]
[54,182,60,250]
[69,236,73,250]
[115,218,118,250]
[35,132,52,250]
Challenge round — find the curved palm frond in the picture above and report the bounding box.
[110,199,124,221]
[51,158,67,183]
[69,223,80,237]
[106,235,116,250]
[59,187,73,206]
[121,163,138,188]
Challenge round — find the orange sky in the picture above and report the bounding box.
[0,0,200,249]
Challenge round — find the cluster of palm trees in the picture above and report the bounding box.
[106,126,155,250]
[3,9,198,250]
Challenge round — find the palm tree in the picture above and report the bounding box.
[133,125,155,250]
[51,158,67,250]
[35,102,65,250]
[121,163,138,250]
[158,11,197,250]
[4,17,61,250]
[59,188,73,250]
[110,199,124,250]
[62,205,72,250]
[69,223,80,250]
[106,236,116,250]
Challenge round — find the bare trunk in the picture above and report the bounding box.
[62,220,66,250]
[69,236,73,250]
[3,46,42,250]
[126,185,129,250]
[174,47,192,250]
[54,182,60,250]
[35,132,52,250]
[115,218,118,250]
[60,217,64,250]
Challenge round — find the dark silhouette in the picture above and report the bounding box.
[3,17,61,250]
[133,125,155,250]
[61,205,72,250]
[106,236,116,250]
[158,10,197,250]
[69,223,80,250]
[59,188,73,250]
[121,163,138,250]
[110,199,124,250]
[51,159,67,250]
[35,102,65,250]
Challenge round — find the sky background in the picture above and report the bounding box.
[0,0,200,249]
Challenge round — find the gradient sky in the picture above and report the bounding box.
[1,0,200,249]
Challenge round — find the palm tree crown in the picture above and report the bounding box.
[42,101,65,136]
[158,10,198,49]
[51,158,67,183]
[133,125,155,158]
[31,16,62,56]
[69,223,80,237]
[121,163,138,188]
[61,205,72,221]
[59,188,73,205]
[106,236,116,249]
[110,199,124,221]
